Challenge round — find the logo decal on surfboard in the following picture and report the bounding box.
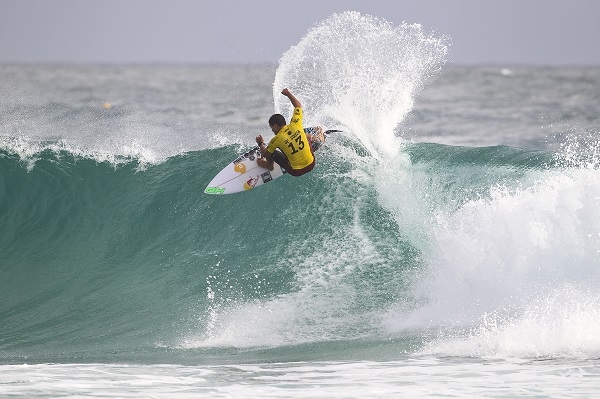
[243,176,260,190]
[233,162,246,173]
[261,171,273,183]
[205,187,226,194]
[233,148,258,164]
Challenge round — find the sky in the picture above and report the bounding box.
[1,0,599,65]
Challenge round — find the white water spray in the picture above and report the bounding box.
[273,11,449,159]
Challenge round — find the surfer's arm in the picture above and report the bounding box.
[256,135,274,169]
[256,149,274,170]
[256,135,269,156]
[282,88,301,109]
[256,134,271,155]
[258,143,273,161]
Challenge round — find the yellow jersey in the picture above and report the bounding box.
[266,107,314,170]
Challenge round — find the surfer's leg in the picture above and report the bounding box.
[272,149,292,171]
[309,135,322,152]
[308,126,325,152]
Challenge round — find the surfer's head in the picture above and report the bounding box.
[268,114,286,134]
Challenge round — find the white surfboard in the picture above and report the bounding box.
[204,127,336,195]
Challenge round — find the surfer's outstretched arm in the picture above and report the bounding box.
[280,88,315,145]
[281,88,301,109]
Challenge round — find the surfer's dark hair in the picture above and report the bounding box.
[268,114,286,127]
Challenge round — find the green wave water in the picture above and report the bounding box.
[4,139,591,364]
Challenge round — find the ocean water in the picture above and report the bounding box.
[2,11,600,398]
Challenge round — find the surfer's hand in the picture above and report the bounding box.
[256,135,264,145]
[281,88,301,108]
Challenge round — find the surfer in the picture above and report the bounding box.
[255,88,319,177]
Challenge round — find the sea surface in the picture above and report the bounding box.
[2,11,600,398]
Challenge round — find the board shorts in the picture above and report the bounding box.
[272,144,316,177]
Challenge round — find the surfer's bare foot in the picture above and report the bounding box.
[315,126,325,142]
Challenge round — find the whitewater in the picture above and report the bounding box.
[2,11,600,398]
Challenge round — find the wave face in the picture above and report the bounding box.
[2,12,600,364]
[3,140,599,363]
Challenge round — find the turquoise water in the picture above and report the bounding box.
[0,141,559,362]
[2,10,600,398]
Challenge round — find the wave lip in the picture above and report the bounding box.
[0,135,168,172]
